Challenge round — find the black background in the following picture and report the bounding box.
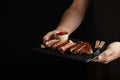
[0,1,8,16]
[9,0,73,56]
[6,0,90,79]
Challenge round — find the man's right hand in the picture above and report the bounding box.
[43,29,62,42]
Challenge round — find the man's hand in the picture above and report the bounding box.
[92,42,120,64]
[43,29,69,42]
[43,30,60,42]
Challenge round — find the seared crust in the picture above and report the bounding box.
[58,40,76,54]
[51,40,65,49]
[44,39,93,55]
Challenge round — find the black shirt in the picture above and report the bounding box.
[91,0,120,43]
[86,0,120,80]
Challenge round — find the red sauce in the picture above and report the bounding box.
[56,32,67,36]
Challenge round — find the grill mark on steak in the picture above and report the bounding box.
[73,42,85,54]
[77,42,93,54]
[57,40,69,50]
[43,39,93,55]
[70,43,81,53]
[58,40,76,54]
[76,44,87,54]
[51,40,65,49]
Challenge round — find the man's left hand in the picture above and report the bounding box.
[92,42,120,64]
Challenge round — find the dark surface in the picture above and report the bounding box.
[0,1,8,16]
[33,37,107,62]
[33,44,105,62]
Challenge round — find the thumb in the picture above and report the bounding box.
[92,48,113,63]
[43,32,54,41]
[43,30,60,41]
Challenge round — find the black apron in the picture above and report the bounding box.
[91,0,120,43]
[85,0,120,80]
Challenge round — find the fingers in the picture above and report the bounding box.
[43,32,54,41]
[92,48,114,64]
[92,42,120,64]
[43,30,60,42]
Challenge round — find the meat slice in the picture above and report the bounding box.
[57,40,69,49]
[44,39,59,47]
[69,44,78,52]
[75,43,87,54]
[72,42,85,54]
[76,42,93,54]
[58,40,76,54]
[44,39,93,55]
[69,41,93,55]
[82,44,93,54]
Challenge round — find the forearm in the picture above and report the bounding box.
[56,0,89,35]
[56,7,84,34]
